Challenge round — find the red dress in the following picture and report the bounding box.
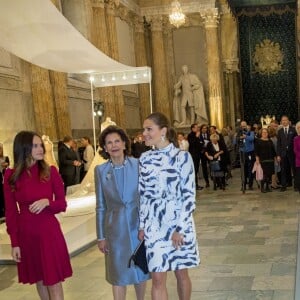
[4,164,72,285]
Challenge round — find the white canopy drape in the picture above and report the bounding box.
[0,0,152,145]
[0,0,151,80]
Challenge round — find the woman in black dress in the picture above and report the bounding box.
[254,128,276,193]
[205,133,228,190]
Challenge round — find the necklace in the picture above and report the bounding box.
[110,158,127,170]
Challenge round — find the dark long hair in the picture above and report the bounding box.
[8,131,49,189]
[98,126,131,159]
[145,112,178,147]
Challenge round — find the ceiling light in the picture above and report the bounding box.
[169,1,185,28]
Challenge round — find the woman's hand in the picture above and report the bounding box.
[97,240,109,254]
[171,231,184,249]
[214,153,219,159]
[29,199,49,214]
[11,247,21,262]
[208,155,213,160]
[138,229,145,241]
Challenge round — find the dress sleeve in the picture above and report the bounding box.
[94,166,106,240]
[176,151,196,233]
[46,166,67,214]
[3,169,19,247]
[138,157,148,230]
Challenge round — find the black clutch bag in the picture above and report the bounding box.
[128,240,149,274]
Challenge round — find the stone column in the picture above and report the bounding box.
[163,22,176,122]
[50,0,71,139]
[223,59,240,127]
[149,15,170,118]
[133,16,151,123]
[49,72,71,139]
[201,8,224,129]
[90,0,116,123]
[105,0,126,128]
[30,66,57,140]
[220,7,241,127]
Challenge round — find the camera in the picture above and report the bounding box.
[238,129,247,147]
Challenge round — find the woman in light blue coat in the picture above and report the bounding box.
[95,126,149,300]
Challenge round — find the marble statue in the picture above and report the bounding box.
[174,65,209,126]
[173,88,181,125]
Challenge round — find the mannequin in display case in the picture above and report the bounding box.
[101,117,116,132]
[42,135,58,169]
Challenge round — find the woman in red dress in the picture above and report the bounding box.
[4,131,72,300]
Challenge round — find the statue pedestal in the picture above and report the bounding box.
[174,123,190,135]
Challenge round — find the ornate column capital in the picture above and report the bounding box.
[133,16,145,33]
[200,8,220,28]
[147,15,163,32]
[223,59,240,73]
[106,0,118,15]
[90,0,105,8]
[117,5,129,21]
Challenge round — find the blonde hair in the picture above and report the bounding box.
[210,133,219,141]
[296,121,300,135]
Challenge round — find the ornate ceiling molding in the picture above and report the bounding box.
[120,0,141,15]
[140,1,214,18]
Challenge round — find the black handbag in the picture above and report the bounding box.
[210,160,221,172]
[128,240,149,274]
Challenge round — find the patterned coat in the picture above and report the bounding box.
[139,143,200,272]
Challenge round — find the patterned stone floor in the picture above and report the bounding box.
[0,168,299,300]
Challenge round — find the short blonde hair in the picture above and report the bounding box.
[210,133,219,141]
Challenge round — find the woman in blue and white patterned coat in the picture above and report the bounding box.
[138,112,200,300]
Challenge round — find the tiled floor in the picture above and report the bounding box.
[0,169,299,299]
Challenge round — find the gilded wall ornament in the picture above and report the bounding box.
[252,39,284,75]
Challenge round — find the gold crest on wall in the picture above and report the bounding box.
[252,39,284,75]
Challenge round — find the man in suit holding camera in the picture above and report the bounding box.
[237,121,255,190]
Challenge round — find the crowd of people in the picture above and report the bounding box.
[177,115,300,194]
[3,112,300,300]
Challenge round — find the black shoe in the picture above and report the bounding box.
[196,186,204,190]
[280,187,287,192]
[271,186,279,189]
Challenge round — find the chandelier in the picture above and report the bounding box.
[169,0,186,28]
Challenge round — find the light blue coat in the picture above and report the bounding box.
[95,157,149,285]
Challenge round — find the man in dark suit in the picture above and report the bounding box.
[277,115,296,191]
[199,124,210,187]
[58,136,82,194]
[188,123,203,190]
